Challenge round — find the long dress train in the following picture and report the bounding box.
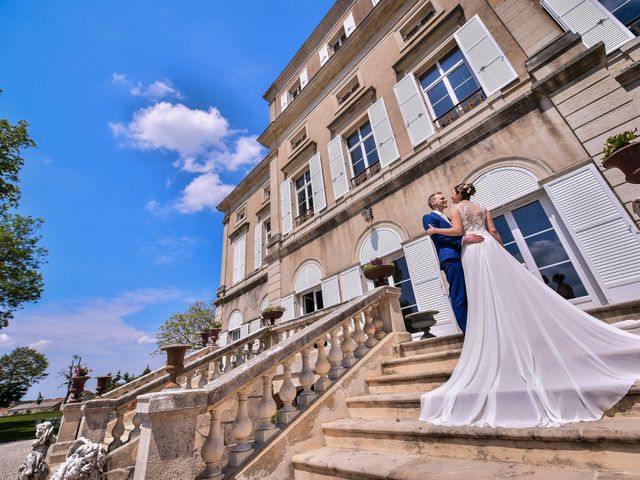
[419,202,640,428]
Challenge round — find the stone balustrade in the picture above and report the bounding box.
[131,287,407,480]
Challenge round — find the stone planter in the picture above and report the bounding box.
[69,375,90,403]
[404,310,438,340]
[95,375,111,397]
[602,142,640,184]
[262,309,284,325]
[209,328,221,346]
[362,263,395,287]
[160,344,191,390]
[200,330,211,348]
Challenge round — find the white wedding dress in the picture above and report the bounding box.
[419,201,640,428]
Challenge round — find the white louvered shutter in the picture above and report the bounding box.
[328,136,349,199]
[339,267,364,301]
[280,179,293,234]
[321,275,342,307]
[309,153,327,213]
[359,227,403,263]
[542,0,634,54]
[280,92,288,112]
[219,331,229,346]
[344,13,356,37]
[232,234,246,284]
[281,294,295,322]
[249,319,261,334]
[403,236,457,335]
[473,167,539,210]
[254,221,263,270]
[319,45,330,66]
[393,75,435,147]
[240,323,249,339]
[454,15,518,97]
[544,164,640,303]
[300,68,309,89]
[367,98,400,168]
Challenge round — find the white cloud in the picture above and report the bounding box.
[29,339,53,351]
[137,335,156,345]
[0,333,13,347]
[131,80,183,101]
[0,288,190,398]
[139,235,202,265]
[175,172,235,214]
[112,72,127,84]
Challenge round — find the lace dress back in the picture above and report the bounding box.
[457,201,487,233]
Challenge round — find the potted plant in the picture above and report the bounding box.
[602,128,640,184]
[262,305,285,325]
[362,257,395,286]
[160,344,191,389]
[69,365,91,403]
[95,374,111,397]
[209,321,223,345]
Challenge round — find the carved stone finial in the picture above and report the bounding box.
[50,437,107,480]
[17,421,56,480]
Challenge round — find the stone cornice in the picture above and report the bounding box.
[216,151,275,213]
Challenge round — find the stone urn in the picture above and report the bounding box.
[362,263,395,287]
[95,375,111,397]
[200,330,211,348]
[161,344,191,389]
[209,327,222,345]
[69,375,91,403]
[262,308,284,326]
[602,142,640,184]
[404,310,438,339]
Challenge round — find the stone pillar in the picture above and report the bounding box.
[379,287,411,344]
[78,399,116,444]
[47,402,83,465]
[133,389,209,480]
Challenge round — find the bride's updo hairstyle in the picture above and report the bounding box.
[454,182,476,200]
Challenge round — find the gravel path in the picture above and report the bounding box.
[0,440,32,480]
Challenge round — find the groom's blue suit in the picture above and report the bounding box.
[422,212,467,333]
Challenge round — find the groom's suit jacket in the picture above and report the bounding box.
[422,212,463,267]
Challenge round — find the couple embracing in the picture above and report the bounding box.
[418,182,640,429]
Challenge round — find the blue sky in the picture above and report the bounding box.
[0,0,333,399]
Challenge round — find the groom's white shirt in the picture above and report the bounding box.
[434,210,451,225]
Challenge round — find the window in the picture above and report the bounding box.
[419,47,485,129]
[263,184,270,202]
[301,288,324,315]
[290,128,307,151]
[400,3,436,41]
[346,121,380,184]
[235,206,246,223]
[336,75,361,106]
[228,328,241,343]
[290,80,302,100]
[232,234,246,284]
[264,219,271,242]
[600,0,640,35]
[379,256,418,319]
[493,200,590,303]
[331,30,347,53]
[294,170,314,226]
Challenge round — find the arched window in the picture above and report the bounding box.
[293,261,324,316]
[471,167,539,210]
[228,310,242,343]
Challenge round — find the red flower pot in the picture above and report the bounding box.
[602,142,640,184]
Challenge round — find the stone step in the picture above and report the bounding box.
[321,417,640,471]
[349,381,640,419]
[381,348,461,375]
[396,334,464,358]
[291,447,640,480]
[365,369,450,394]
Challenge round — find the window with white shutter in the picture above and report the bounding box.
[280,92,288,112]
[232,234,246,284]
[454,15,518,97]
[254,221,262,270]
[367,98,400,168]
[394,74,435,147]
[542,0,635,54]
[544,164,640,303]
[321,275,342,307]
[280,179,293,235]
[344,13,356,37]
[403,236,457,336]
[328,136,350,199]
[240,323,249,339]
[319,44,330,66]
[471,167,540,210]
[281,294,295,322]
[300,68,309,90]
[339,266,364,301]
[309,153,327,213]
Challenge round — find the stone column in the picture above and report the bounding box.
[378,287,411,344]
[78,399,116,444]
[133,389,209,480]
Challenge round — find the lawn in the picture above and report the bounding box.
[0,411,63,443]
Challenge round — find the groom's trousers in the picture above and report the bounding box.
[442,258,468,333]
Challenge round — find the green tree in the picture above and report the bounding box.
[0,346,48,407]
[156,301,217,351]
[0,97,47,328]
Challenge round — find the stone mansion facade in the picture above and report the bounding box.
[214,0,640,339]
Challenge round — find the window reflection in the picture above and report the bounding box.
[385,256,418,318]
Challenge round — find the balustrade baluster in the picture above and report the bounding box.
[277,356,298,424]
[197,367,208,388]
[313,335,331,393]
[373,305,385,340]
[184,371,193,389]
[353,312,367,358]
[328,326,345,380]
[108,406,126,452]
[297,346,316,408]
[235,347,245,367]
[364,307,377,348]
[130,411,142,440]
[255,370,278,443]
[199,408,225,479]
[229,387,254,467]
[341,319,356,368]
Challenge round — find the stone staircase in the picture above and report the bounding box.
[292,334,640,479]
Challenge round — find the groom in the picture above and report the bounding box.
[423,192,483,333]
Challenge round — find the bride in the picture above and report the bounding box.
[420,182,640,428]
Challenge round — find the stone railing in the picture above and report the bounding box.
[49,317,321,466]
[132,286,407,480]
